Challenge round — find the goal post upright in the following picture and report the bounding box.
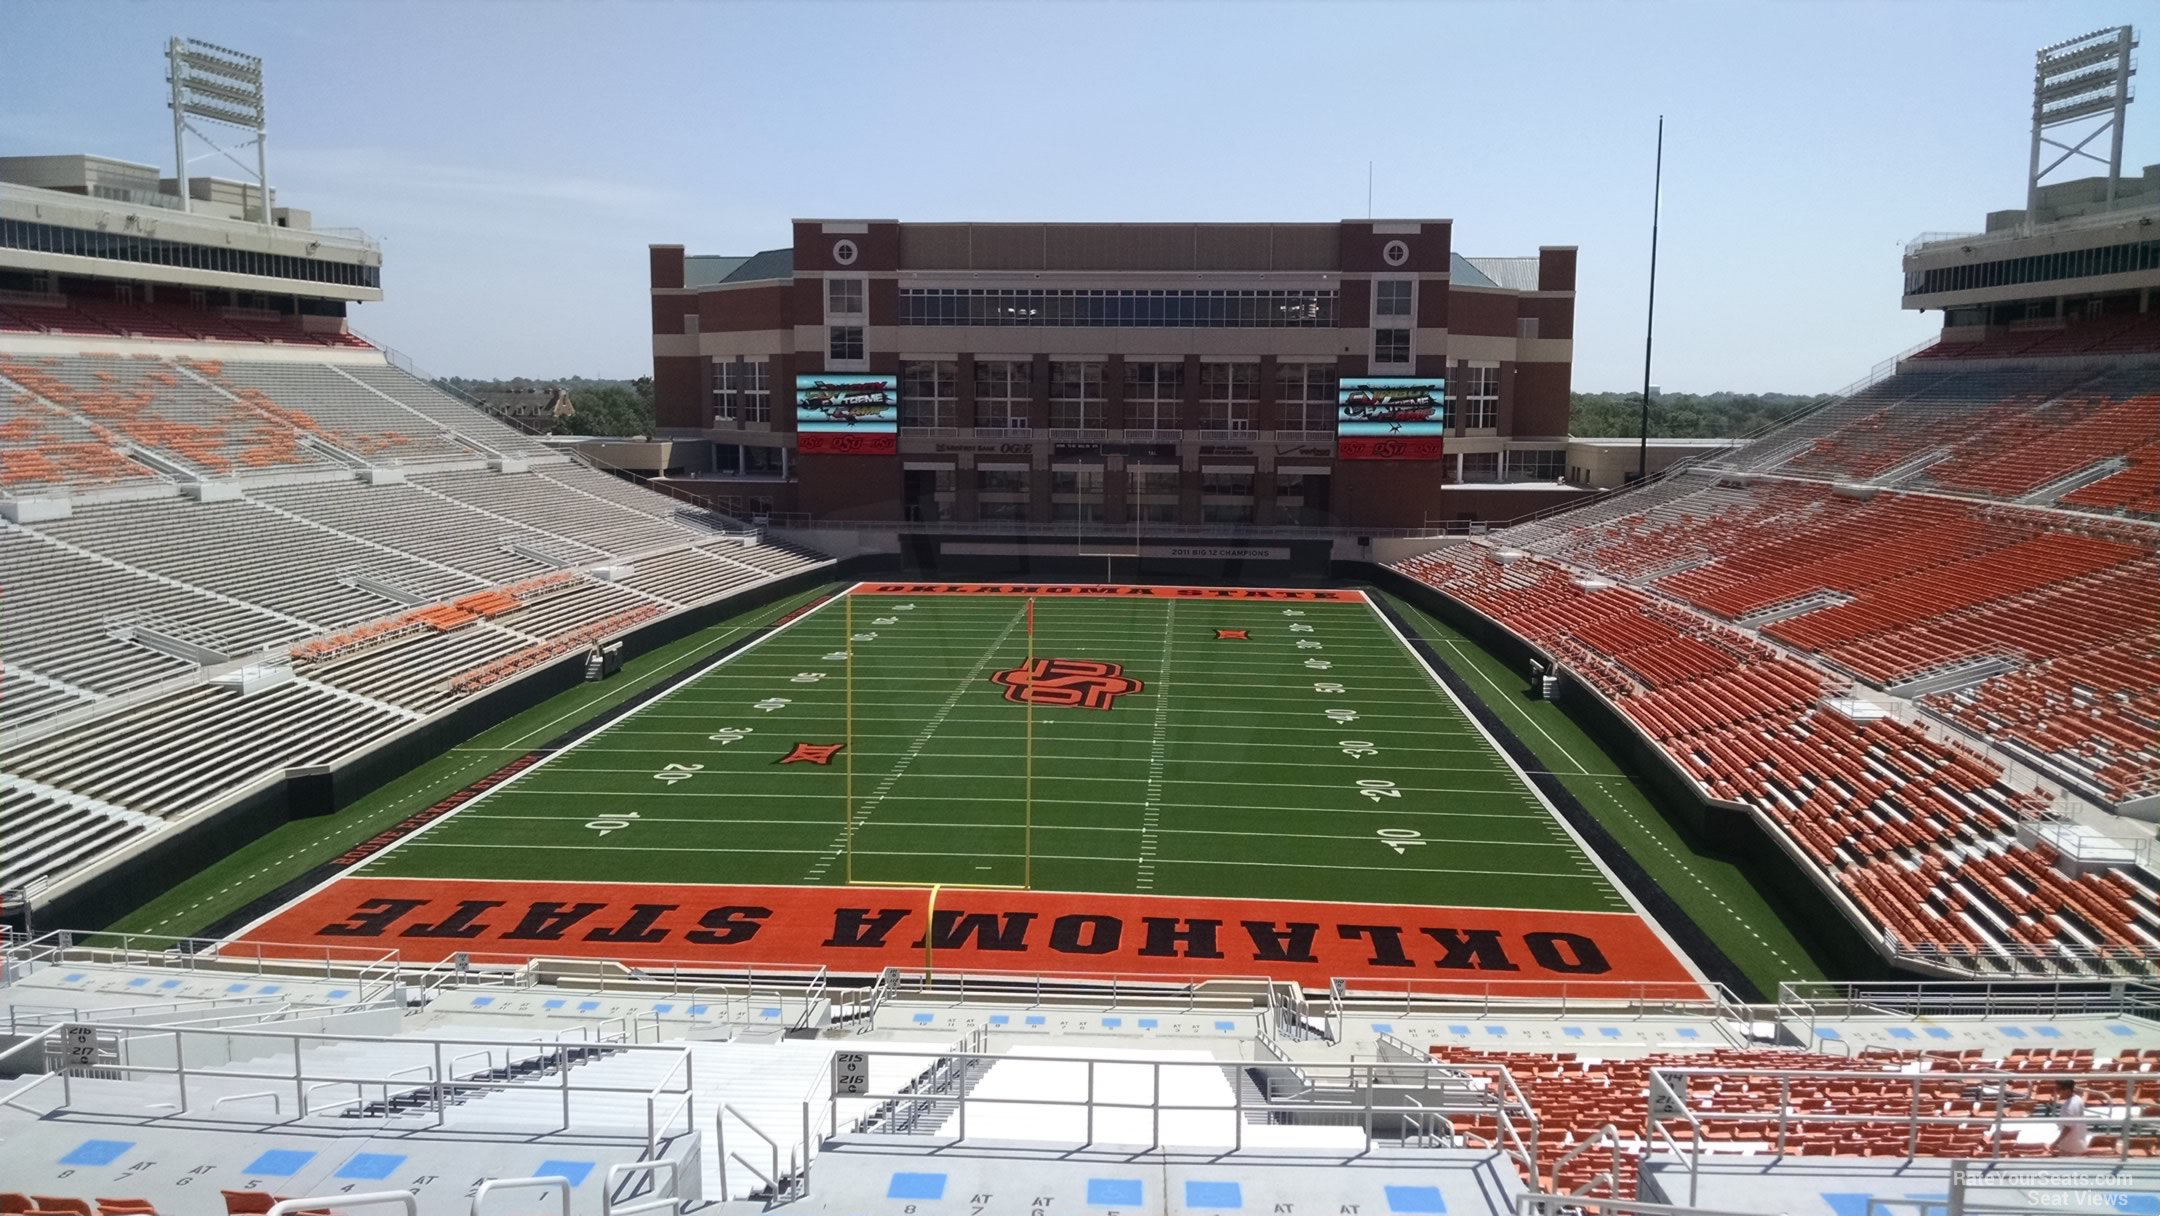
[1025,596,1035,890]
[844,588,855,885]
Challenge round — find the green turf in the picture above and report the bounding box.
[357,590,1635,918]
[100,583,845,939]
[1377,591,1830,992]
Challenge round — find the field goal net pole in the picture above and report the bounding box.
[1078,550,1140,582]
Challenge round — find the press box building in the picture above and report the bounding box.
[646,219,1586,530]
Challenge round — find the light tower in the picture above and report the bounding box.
[2026,26,2138,219]
[166,36,271,226]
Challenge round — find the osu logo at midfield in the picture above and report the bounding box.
[991,659,1143,711]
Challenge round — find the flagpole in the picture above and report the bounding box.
[845,590,854,884]
[1025,597,1034,890]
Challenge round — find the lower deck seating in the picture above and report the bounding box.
[1397,544,2160,973]
[1477,462,2159,805]
[1428,1043,2160,1193]
[0,681,414,821]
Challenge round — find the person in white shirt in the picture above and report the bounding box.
[2052,1078,2091,1156]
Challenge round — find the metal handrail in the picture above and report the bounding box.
[1547,1121,1621,1194]
[208,1088,283,1114]
[471,1176,570,1216]
[826,1048,1533,1159]
[1517,1198,1765,1216]
[722,1102,781,1193]
[1649,1063,2155,1204]
[265,1193,415,1216]
[603,1161,682,1216]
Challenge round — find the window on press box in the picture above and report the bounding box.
[1376,280,1413,318]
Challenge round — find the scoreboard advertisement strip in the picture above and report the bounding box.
[234,876,1704,993]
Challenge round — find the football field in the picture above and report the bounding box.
[240,584,1698,989]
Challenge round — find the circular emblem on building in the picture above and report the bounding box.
[832,239,859,266]
[1382,239,1410,267]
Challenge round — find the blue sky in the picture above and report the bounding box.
[3,2,2150,391]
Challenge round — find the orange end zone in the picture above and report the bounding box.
[233,877,1704,996]
[856,583,1365,601]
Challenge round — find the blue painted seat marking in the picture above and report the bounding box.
[1384,1185,1446,1214]
[1087,1179,1143,1206]
[336,1153,407,1181]
[245,1149,316,1176]
[535,1160,595,1187]
[888,1173,947,1200]
[59,1140,134,1166]
[1186,1182,1242,1209]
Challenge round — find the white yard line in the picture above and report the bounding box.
[396,839,1603,883]
[220,591,850,943]
[801,602,1029,883]
[1136,601,1174,892]
[453,812,1583,849]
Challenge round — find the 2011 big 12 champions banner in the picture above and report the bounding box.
[796,373,899,454]
[1337,375,1446,460]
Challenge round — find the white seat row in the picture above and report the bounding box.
[0,680,412,820]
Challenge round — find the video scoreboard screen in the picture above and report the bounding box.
[796,373,898,455]
[1337,376,1445,461]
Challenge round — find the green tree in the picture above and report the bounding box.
[1568,391,1828,439]
[562,385,653,438]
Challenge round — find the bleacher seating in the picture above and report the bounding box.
[3,934,2152,1215]
[1,356,344,478]
[1391,354,2160,976]
[1909,313,2160,362]
[1,293,373,349]
[1428,1041,2160,1194]
[0,338,830,903]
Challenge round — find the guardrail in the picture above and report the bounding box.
[1777,978,2160,1025]
[1326,976,1739,1031]
[868,968,1280,1012]
[812,1048,1540,1174]
[9,930,405,1001]
[1648,1063,2157,1205]
[14,1021,695,1155]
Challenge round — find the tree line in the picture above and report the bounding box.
[440,377,1825,442]
[1569,390,1829,439]
[437,376,655,438]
